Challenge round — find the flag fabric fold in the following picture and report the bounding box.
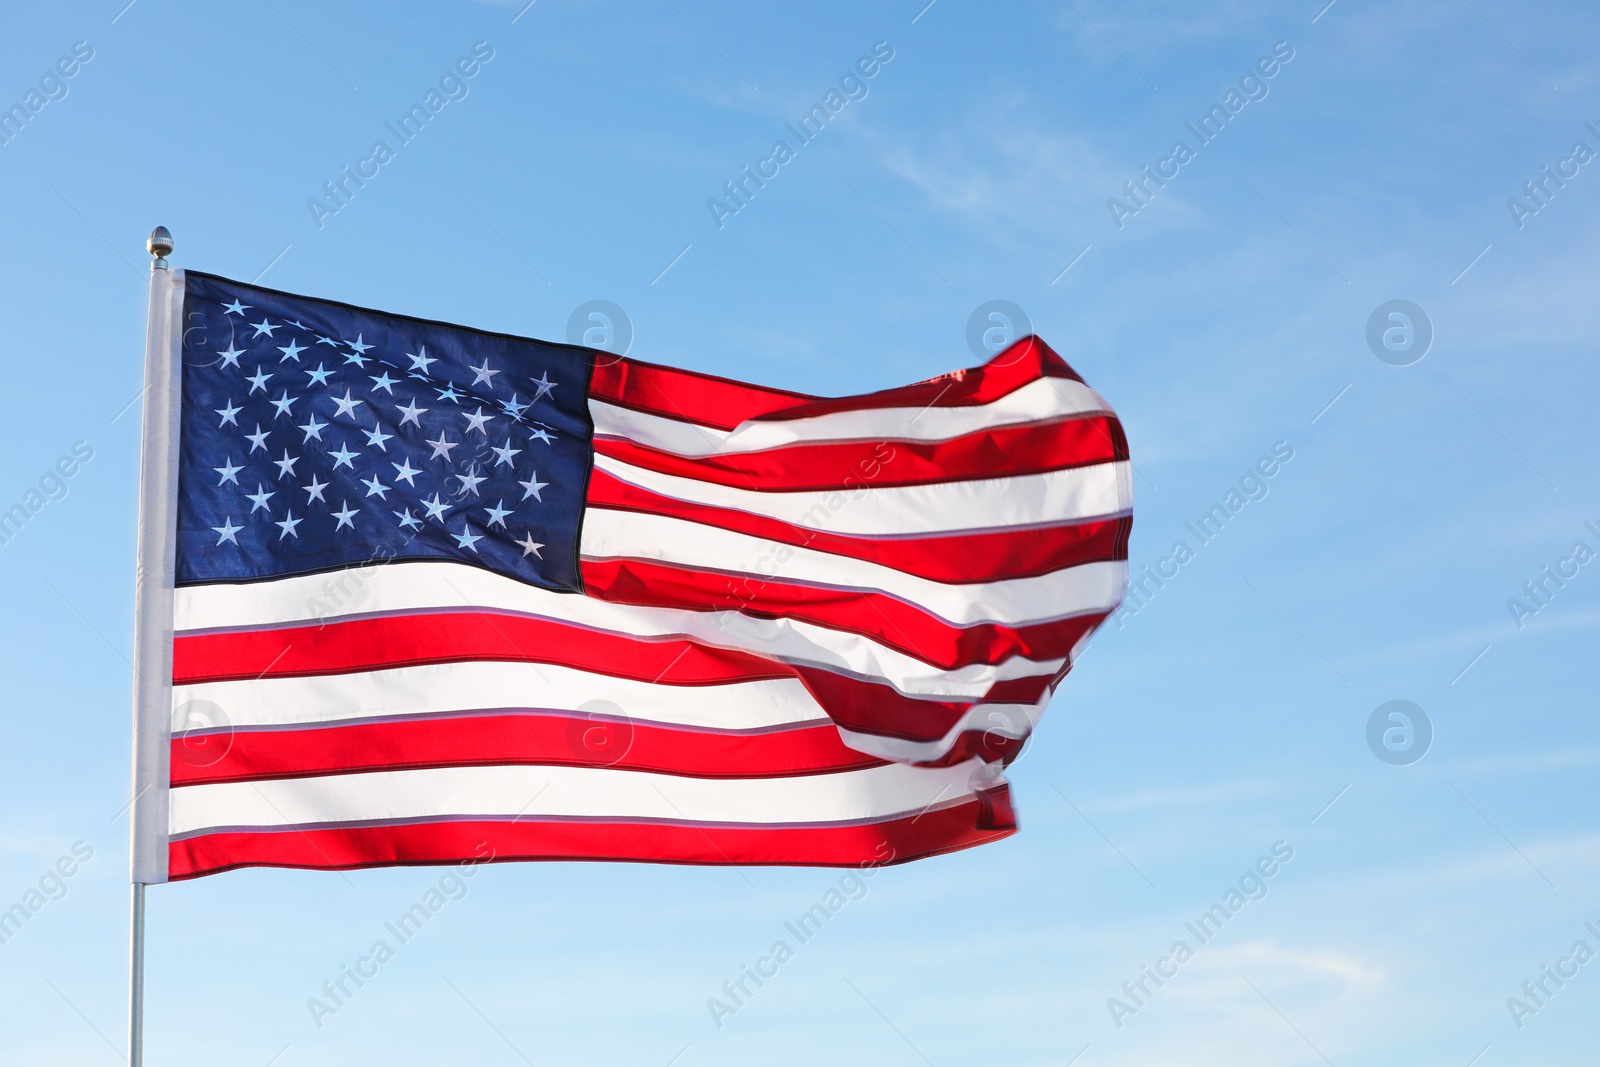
[140,272,1130,881]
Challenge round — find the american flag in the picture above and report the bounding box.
[134,272,1131,881]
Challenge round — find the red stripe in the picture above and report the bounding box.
[805,658,1072,754]
[937,728,1028,768]
[778,667,1080,751]
[586,469,1132,585]
[165,790,1017,879]
[982,674,1058,705]
[590,336,1084,432]
[788,666,972,744]
[580,557,1108,669]
[175,611,1002,747]
[169,714,882,787]
[590,357,815,432]
[754,337,1086,423]
[173,612,787,687]
[594,414,1125,490]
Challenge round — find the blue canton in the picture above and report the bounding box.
[175,273,594,592]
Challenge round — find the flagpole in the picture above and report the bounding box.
[129,880,145,1067]
[130,224,175,1067]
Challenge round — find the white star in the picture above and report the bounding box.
[246,484,275,513]
[469,359,500,387]
[212,516,243,545]
[491,438,522,467]
[287,319,306,330]
[455,467,486,496]
[453,524,483,552]
[463,407,493,436]
[500,393,528,420]
[425,433,458,461]
[328,443,360,469]
[435,382,463,404]
[276,511,302,539]
[331,390,365,418]
[363,427,393,451]
[251,318,278,338]
[332,500,360,531]
[244,424,271,453]
[484,500,513,529]
[421,493,450,521]
[277,340,306,362]
[298,414,328,442]
[213,458,243,486]
[369,371,399,394]
[215,400,242,427]
[517,472,548,501]
[516,532,544,559]
[222,299,250,316]
[408,346,436,374]
[361,474,390,499]
[273,449,299,480]
[391,458,421,486]
[218,344,245,369]
[394,508,422,531]
[246,367,272,394]
[302,475,329,504]
[342,348,370,368]
[269,390,297,418]
[316,334,340,347]
[396,399,428,427]
[530,372,556,401]
[346,334,373,356]
[304,363,334,386]
[528,426,555,445]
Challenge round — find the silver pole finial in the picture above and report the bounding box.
[146,226,173,271]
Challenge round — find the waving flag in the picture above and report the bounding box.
[131,271,1131,881]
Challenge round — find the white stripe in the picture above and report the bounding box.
[589,376,1111,457]
[175,562,1060,699]
[168,760,986,836]
[594,453,1132,536]
[175,661,823,733]
[580,508,1125,626]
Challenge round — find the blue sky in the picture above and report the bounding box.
[1,1,1598,1064]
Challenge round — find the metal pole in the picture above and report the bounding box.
[130,224,172,1067]
[129,881,145,1067]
